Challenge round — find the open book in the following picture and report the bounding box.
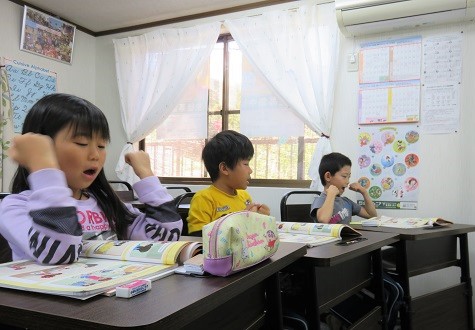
[0,240,202,300]
[276,222,361,247]
[352,216,453,229]
[81,239,202,265]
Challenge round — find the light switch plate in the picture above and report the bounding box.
[347,52,358,72]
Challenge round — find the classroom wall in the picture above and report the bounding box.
[0,0,97,185]
[334,22,475,300]
[1,0,475,321]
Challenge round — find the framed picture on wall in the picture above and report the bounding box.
[20,6,76,65]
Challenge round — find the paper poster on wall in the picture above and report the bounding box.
[3,58,57,133]
[358,36,422,125]
[0,65,10,188]
[421,33,462,134]
[356,125,420,210]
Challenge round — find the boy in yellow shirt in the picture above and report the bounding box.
[187,130,270,236]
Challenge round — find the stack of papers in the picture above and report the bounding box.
[176,254,205,275]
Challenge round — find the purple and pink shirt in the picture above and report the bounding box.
[0,169,182,264]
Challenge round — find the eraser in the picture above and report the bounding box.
[116,279,151,298]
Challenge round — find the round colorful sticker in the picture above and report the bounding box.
[392,163,407,176]
[369,141,383,154]
[405,130,419,144]
[359,132,371,147]
[405,153,419,168]
[381,177,394,190]
[381,155,394,168]
[358,155,371,169]
[393,139,407,153]
[369,186,382,199]
[381,130,395,145]
[405,177,419,191]
[358,176,371,189]
[369,163,382,176]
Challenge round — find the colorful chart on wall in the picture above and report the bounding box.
[356,125,420,210]
[358,36,422,125]
[3,58,57,133]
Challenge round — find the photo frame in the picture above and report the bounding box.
[20,6,76,65]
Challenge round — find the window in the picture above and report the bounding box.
[144,34,317,187]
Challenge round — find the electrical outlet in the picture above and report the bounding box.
[347,52,358,72]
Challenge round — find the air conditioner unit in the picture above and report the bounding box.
[335,0,475,37]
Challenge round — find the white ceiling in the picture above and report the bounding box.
[19,0,294,35]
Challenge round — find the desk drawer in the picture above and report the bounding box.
[315,254,372,309]
[349,306,382,330]
[182,282,266,330]
[404,236,457,276]
[412,283,469,329]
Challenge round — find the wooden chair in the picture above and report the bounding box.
[109,180,135,202]
[174,192,195,236]
[280,190,321,223]
[0,193,12,263]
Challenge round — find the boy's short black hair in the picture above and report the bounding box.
[318,152,352,186]
[202,130,254,182]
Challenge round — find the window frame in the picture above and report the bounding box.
[140,33,314,188]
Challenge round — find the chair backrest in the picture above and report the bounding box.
[0,193,12,263]
[0,192,10,200]
[280,190,321,223]
[166,186,192,198]
[174,192,195,236]
[0,233,12,264]
[109,180,135,202]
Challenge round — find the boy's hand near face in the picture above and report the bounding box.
[349,182,364,193]
[125,151,154,179]
[326,185,340,197]
[349,181,378,219]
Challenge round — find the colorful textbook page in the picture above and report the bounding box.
[276,222,361,247]
[0,240,202,300]
[81,239,202,265]
[0,258,173,300]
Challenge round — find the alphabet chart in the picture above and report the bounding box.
[2,58,57,133]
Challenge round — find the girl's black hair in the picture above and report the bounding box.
[11,93,135,238]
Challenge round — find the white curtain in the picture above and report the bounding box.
[224,3,340,190]
[240,56,305,138]
[113,22,221,182]
[153,62,210,140]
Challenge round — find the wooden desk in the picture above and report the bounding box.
[284,231,399,330]
[352,224,475,330]
[0,242,306,330]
